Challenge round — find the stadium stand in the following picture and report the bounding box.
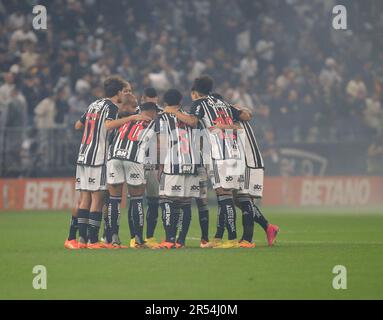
[0,0,382,177]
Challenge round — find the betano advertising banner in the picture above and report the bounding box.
[0,177,382,211]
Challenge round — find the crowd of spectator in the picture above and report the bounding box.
[0,0,382,175]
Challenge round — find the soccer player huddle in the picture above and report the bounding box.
[64,75,279,250]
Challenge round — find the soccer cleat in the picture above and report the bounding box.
[266,224,280,246]
[175,242,185,249]
[64,239,79,249]
[87,242,106,249]
[77,237,87,249]
[209,238,224,248]
[200,239,214,248]
[145,237,160,249]
[158,241,175,249]
[102,242,119,249]
[239,240,256,248]
[213,239,240,249]
[133,242,149,249]
[130,238,136,248]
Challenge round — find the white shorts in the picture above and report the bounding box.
[107,159,146,186]
[145,169,159,198]
[197,166,208,199]
[209,159,244,190]
[75,165,107,191]
[238,167,264,198]
[159,174,200,198]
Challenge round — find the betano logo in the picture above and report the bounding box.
[300,178,371,206]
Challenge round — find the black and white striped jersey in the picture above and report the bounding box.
[238,121,264,169]
[190,95,242,160]
[109,120,156,163]
[77,99,118,166]
[155,111,198,175]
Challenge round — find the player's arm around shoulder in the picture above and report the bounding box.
[75,111,87,130]
[232,104,253,122]
[104,114,152,131]
[75,120,84,130]
[163,107,199,128]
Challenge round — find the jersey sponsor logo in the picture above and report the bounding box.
[130,173,140,179]
[225,176,234,182]
[88,178,96,184]
[190,185,200,191]
[115,149,128,158]
[253,184,263,191]
[171,185,182,191]
[76,178,80,183]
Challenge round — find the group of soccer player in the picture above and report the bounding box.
[64,75,279,250]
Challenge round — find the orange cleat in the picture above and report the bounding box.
[102,242,118,249]
[175,242,185,249]
[266,224,280,246]
[200,239,214,248]
[87,242,106,249]
[64,239,79,249]
[239,240,256,248]
[158,241,175,249]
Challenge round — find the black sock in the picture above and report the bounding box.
[174,206,182,235]
[238,196,255,242]
[103,193,110,241]
[196,198,209,242]
[160,199,176,243]
[253,201,269,232]
[127,200,135,239]
[88,211,102,244]
[109,196,121,236]
[68,215,78,241]
[131,196,144,244]
[104,214,112,243]
[214,205,225,239]
[77,208,89,243]
[146,197,159,238]
[217,195,237,240]
[177,203,192,245]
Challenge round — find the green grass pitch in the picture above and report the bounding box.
[1,207,382,299]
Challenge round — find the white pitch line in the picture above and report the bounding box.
[186,237,383,245]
